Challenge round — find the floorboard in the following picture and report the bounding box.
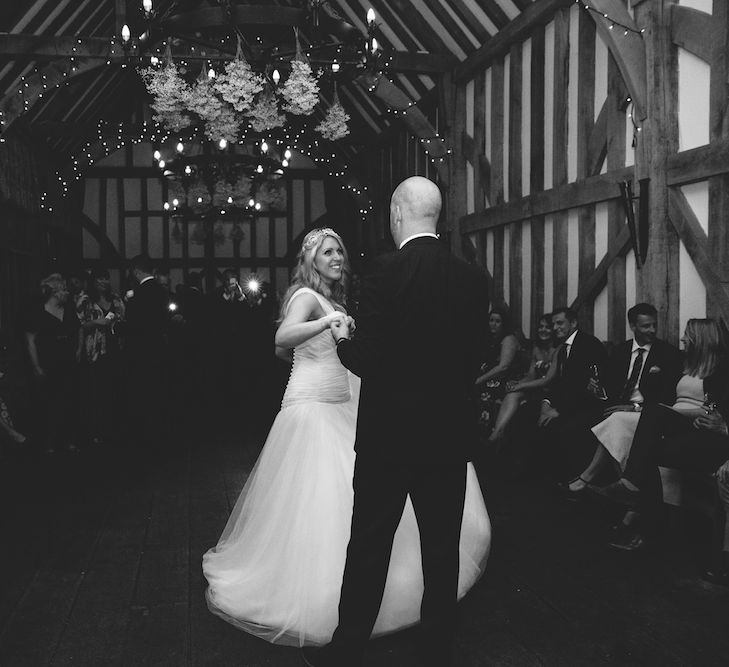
[1,401,728,666]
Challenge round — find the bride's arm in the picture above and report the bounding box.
[274,293,343,349]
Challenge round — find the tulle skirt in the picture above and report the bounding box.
[202,395,491,647]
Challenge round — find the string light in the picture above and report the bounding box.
[574,0,645,36]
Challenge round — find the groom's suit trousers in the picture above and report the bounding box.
[331,453,467,666]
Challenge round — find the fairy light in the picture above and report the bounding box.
[574,0,645,36]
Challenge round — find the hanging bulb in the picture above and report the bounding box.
[371,38,379,53]
[150,55,159,65]
[331,61,340,73]
[176,141,184,153]
[163,202,170,210]
[248,198,255,207]
[219,138,228,149]
[255,202,261,211]
[172,198,179,207]
[153,149,161,160]
[282,159,289,168]
[184,165,192,175]
[284,148,292,160]
[367,8,376,25]
[272,69,280,85]
[208,68,216,79]
[256,164,263,173]
[261,140,268,153]
[197,197,203,203]
[158,159,165,168]
[121,24,131,43]
[227,196,233,204]
[143,0,153,13]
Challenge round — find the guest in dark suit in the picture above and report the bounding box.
[122,254,170,450]
[537,306,609,481]
[591,318,729,556]
[302,176,490,667]
[564,303,683,498]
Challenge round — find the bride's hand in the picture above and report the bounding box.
[345,316,356,333]
[318,311,346,330]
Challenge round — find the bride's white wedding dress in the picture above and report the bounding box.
[202,287,491,647]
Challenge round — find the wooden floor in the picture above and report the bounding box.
[1,398,728,667]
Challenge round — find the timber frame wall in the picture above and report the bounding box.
[444,0,729,345]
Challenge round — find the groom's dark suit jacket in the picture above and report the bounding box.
[603,338,683,407]
[336,236,490,464]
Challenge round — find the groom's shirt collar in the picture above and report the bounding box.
[399,232,439,250]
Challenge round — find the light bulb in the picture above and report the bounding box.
[176,141,184,153]
[284,149,292,159]
[172,198,179,207]
[282,159,289,167]
[143,0,153,13]
[219,138,228,149]
[248,199,255,207]
[367,8,376,25]
[227,196,233,204]
[163,202,170,210]
[121,24,131,43]
[208,68,216,78]
[184,165,192,175]
[272,69,280,85]
[150,56,159,65]
[197,197,203,203]
[256,164,263,173]
[255,202,261,210]
[261,140,268,152]
[153,150,161,160]
[158,159,165,168]
[331,61,340,73]
[371,38,378,53]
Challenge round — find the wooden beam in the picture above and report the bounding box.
[587,0,648,120]
[587,100,608,176]
[668,188,729,324]
[460,168,634,234]
[665,138,729,186]
[671,4,715,64]
[387,51,456,74]
[455,0,572,83]
[161,6,303,31]
[571,226,631,313]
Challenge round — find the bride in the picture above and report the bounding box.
[202,228,491,647]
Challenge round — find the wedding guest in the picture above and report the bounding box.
[78,268,125,445]
[474,306,524,437]
[563,303,682,498]
[488,312,557,443]
[24,273,82,454]
[67,270,90,316]
[538,306,609,481]
[590,318,729,552]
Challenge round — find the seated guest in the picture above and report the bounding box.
[24,273,82,454]
[564,303,683,495]
[537,307,609,481]
[590,318,729,556]
[475,306,524,437]
[489,312,557,443]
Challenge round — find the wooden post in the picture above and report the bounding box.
[634,0,681,344]
[446,72,468,258]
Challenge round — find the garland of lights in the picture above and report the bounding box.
[574,0,645,37]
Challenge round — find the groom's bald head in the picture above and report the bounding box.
[389,177,441,247]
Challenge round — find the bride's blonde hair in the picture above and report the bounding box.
[279,228,351,319]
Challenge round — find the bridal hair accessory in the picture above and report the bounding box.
[303,228,337,250]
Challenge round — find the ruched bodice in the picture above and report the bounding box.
[281,288,350,408]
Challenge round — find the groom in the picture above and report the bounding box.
[303,176,490,667]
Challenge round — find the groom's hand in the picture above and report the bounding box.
[330,317,350,342]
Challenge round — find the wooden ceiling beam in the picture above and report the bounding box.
[671,4,714,64]
[455,0,572,83]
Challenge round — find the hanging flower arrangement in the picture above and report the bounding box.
[315,88,350,141]
[212,180,235,207]
[281,30,319,115]
[185,66,224,123]
[213,222,227,246]
[138,60,192,131]
[214,41,265,113]
[204,106,240,144]
[189,182,212,208]
[250,86,285,132]
[255,180,287,212]
[232,175,252,205]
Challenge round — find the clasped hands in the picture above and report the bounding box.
[319,311,355,341]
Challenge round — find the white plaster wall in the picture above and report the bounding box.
[595,202,609,265]
[567,209,579,303]
[594,285,608,341]
[680,181,709,235]
[544,215,554,313]
[677,48,711,151]
[467,161,475,215]
[466,79,474,137]
[521,38,532,197]
[485,69,492,169]
[503,225,511,304]
[567,3,579,183]
[521,220,532,337]
[679,0,712,13]
[625,249,636,340]
[679,241,707,326]
[544,21,555,190]
[485,229,495,277]
[503,52,511,202]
